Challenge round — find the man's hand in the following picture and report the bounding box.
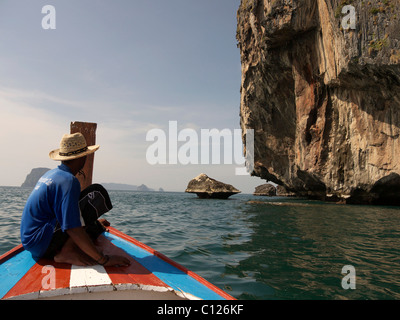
[98,218,110,231]
[66,227,130,267]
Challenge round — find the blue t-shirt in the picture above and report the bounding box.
[20,164,83,258]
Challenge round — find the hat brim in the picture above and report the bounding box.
[49,145,100,161]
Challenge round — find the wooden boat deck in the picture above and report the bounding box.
[0,227,234,300]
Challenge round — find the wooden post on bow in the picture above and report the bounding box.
[70,121,97,191]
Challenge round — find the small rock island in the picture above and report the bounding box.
[185,173,241,199]
[253,184,276,196]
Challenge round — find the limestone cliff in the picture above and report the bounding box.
[237,0,400,204]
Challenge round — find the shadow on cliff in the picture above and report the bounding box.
[334,64,400,129]
[351,173,400,206]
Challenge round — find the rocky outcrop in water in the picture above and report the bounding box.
[21,168,51,188]
[185,173,241,199]
[254,184,277,196]
[237,0,400,205]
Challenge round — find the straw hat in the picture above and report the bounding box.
[49,132,100,161]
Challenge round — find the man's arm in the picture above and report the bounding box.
[66,226,130,267]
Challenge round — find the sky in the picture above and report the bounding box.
[0,0,265,193]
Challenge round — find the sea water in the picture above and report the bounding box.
[1,186,400,300]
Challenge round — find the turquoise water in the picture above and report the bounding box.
[1,186,400,299]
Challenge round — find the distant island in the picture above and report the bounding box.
[21,168,163,192]
[101,183,164,192]
[21,168,51,188]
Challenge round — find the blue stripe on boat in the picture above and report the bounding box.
[0,250,37,299]
[104,232,225,300]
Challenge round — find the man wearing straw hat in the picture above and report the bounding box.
[20,133,130,267]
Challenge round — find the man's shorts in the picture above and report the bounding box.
[42,184,113,259]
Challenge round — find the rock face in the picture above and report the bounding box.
[185,173,241,199]
[21,168,51,188]
[254,184,277,196]
[237,0,400,205]
[276,185,297,197]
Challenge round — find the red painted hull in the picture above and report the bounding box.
[0,227,235,300]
